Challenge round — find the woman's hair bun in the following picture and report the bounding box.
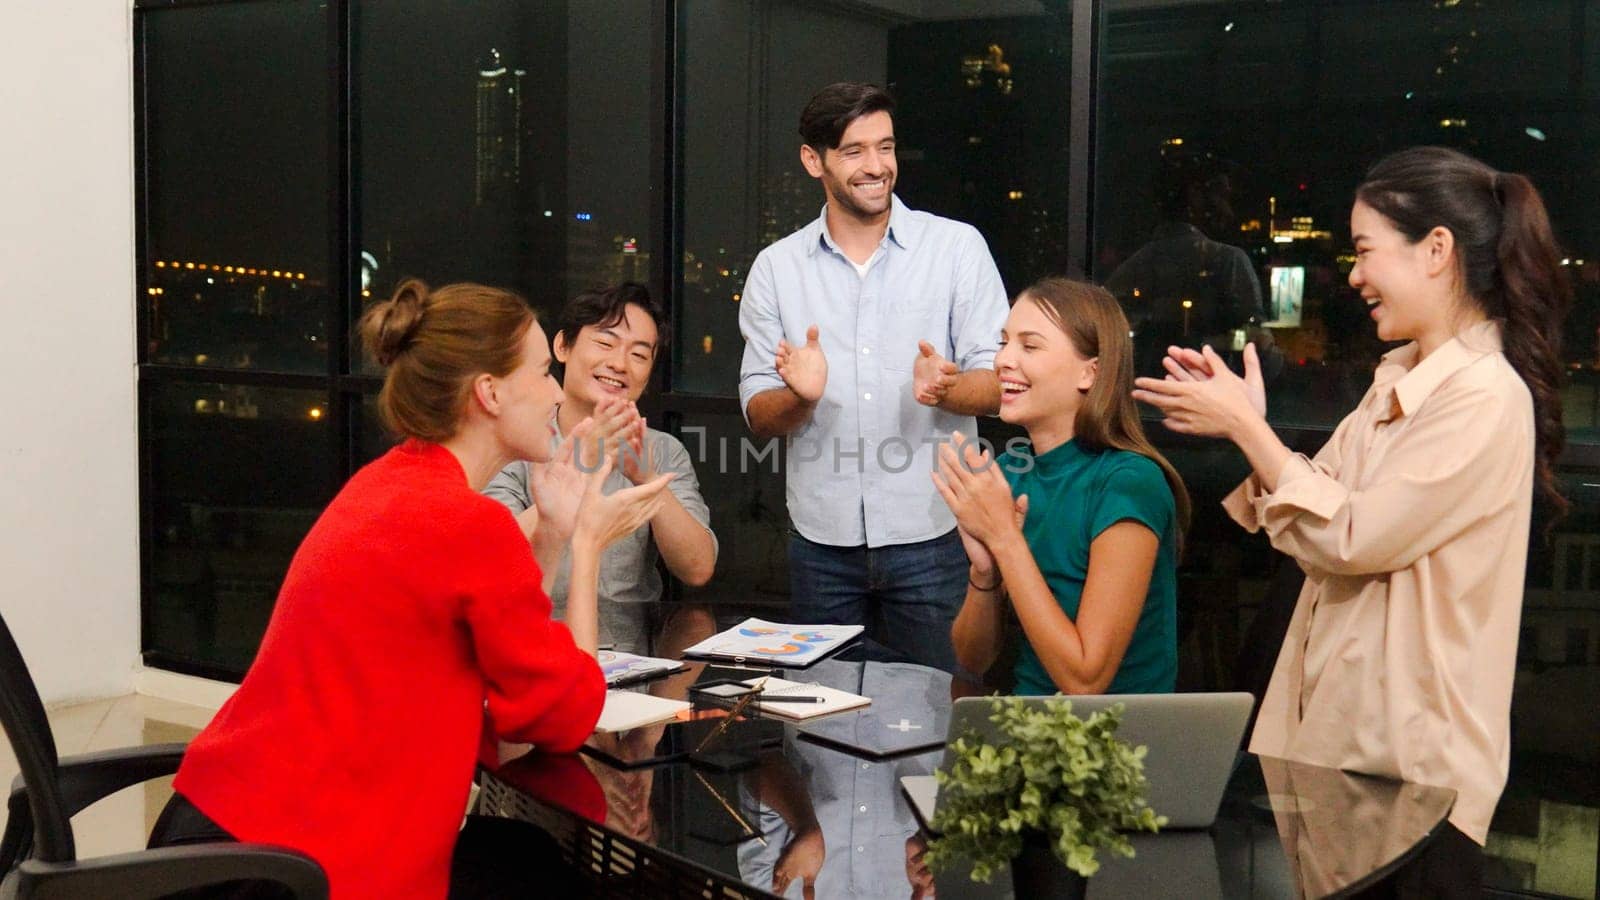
[360,278,430,367]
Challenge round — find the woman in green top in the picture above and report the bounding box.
[936,278,1190,694]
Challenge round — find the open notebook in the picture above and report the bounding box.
[594,690,690,733]
[748,676,871,722]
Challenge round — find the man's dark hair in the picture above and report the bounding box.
[553,282,669,365]
[798,82,896,153]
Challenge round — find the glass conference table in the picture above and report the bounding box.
[478,646,1455,900]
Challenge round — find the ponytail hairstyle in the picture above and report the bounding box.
[358,278,537,443]
[1356,147,1571,521]
[1021,277,1193,551]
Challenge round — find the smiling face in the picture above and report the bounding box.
[802,110,896,221]
[492,320,564,463]
[1348,199,1455,347]
[553,302,659,415]
[994,296,1098,441]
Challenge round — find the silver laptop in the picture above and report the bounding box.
[902,692,1253,831]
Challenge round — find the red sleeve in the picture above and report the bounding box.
[459,504,606,752]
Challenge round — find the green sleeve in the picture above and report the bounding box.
[1089,455,1174,543]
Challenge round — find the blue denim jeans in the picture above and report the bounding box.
[788,529,968,675]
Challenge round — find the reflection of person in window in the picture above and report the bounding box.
[1103,152,1267,378]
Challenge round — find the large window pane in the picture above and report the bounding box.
[1095,0,1596,432]
[142,382,334,677]
[354,0,658,371]
[1508,471,1600,898]
[355,394,400,470]
[675,0,1072,395]
[1096,3,1600,895]
[141,1,332,374]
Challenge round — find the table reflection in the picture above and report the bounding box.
[1260,755,1456,898]
[737,661,950,898]
[487,656,1458,900]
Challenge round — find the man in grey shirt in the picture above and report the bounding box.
[487,284,717,653]
[738,83,1008,674]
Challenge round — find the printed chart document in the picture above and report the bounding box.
[600,650,687,687]
[594,691,690,734]
[681,618,863,666]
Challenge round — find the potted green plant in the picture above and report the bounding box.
[924,697,1164,897]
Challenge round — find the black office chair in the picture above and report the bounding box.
[0,611,327,899]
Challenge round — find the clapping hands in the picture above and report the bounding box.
[776,325,828,404]
[912,341,959,407]
[932,433,1027,574]
[528,417,675,553]
[1131,343,1267,438]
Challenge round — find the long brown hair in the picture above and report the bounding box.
[358,278,536,443]
[1021,277,1193,547]
[1357,147,1570,521]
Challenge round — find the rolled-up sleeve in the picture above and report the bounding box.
[738,252,788,422]
[659,433,719,561]
[1225,386,1529,577]
[949,226,1008,372]
[1224,413,1351,532]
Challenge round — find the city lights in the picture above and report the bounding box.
[153,260,307,281]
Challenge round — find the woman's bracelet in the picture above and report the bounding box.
[968,571,1001,592]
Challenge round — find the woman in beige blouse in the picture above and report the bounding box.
[1132,146,1571,898]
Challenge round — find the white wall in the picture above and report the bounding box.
[0,1,140,705]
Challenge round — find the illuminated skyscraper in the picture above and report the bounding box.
[475,48,526,206]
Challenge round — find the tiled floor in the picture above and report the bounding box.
[0,694,215,858]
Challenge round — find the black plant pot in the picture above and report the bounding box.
[1011,833,1089,899]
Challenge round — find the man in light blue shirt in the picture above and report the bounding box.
[738,82,1009,675]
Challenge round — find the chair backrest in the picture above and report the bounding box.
[0,610,77,863]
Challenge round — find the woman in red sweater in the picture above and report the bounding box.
[150,280,675,898]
